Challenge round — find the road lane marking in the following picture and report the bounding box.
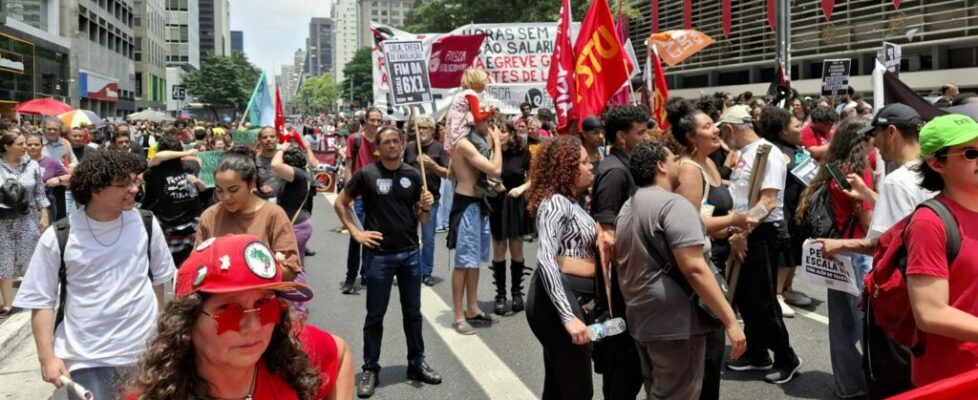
[321,190,538,399]
[795,308,829,325]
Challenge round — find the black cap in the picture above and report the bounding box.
[582,115,602,132]
[859,103,922,136]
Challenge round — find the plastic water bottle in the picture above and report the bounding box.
[588,318,627,341]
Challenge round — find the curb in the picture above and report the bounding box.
[0,310,32,361]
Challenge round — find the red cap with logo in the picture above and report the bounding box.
[175,234,313,302]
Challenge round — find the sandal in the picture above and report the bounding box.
[465,312,498,324]
[0,307,13,319]
[453,321,476,335]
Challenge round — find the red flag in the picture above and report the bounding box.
[274,84,285,138]
[722,0,731,38]
[651,0,659,33]
[609,14,634,107]
[893,0,901,9]
[649,45,669,131]
[546,0,577,130]
[823,0,835,22]
[767,0,776,31]
[573,0,632,128]
[683,0,693,29]
[427,34,487,89]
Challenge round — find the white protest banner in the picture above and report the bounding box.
[800,239,861,296]
[382,40,432,106]
[821,59,852,97]
[881,41,902,76]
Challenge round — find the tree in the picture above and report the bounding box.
[291,74,340,114]
[403,0,641,34]
[340,47,373,108]
[183,52,261,119]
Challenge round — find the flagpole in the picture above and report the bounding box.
[238,72,266,130]
[410,105,428,191]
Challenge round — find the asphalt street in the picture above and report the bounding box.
[305,194,840,400]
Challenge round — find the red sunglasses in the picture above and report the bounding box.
[201,297,286,335]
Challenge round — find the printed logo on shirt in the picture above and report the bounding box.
[196,237,216,251]
[243,242,277,279]
[377,178,393,194]
[400,177,412,189]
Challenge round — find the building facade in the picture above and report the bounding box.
[306,17,333,77]
[133,0,166,110]
[0,0,71,118]
[164,0,198,113]
[332,0,359,83]
[230,29,242,53]
[198,0,229,60]
[627,0,978,99]
[276,64,292,108]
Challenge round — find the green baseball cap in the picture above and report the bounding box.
[919,114,978,158]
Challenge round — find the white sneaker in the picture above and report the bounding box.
[783,289,812,306]
[778,295,795,318]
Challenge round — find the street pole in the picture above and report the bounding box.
[776,0,791,81]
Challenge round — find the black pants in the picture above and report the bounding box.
[701,327,725,400]
[734,222,798,368]
[525,271,594,400]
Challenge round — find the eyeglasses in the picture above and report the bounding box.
[939,148,978,161]
[201,297,285,335]
[108,180,139,190]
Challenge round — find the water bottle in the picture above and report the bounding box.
[588,318,627,341]
[732,177,750,213]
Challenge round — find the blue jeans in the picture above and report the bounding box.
[362,248,425,372]
[436,180,453,230]
[69,365,134,400]
[828,253,871,398]
[420,202,439,277]
[345,198,366,284]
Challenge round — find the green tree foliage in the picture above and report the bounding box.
[183,52,261,117]
[340,47,374,108]
[291,74,340,114]
[403,0,641,33]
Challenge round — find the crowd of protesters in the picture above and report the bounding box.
[2,71,978,400]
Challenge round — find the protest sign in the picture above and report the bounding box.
[198,150,223,188]
[428,34,488,89]
[877,42,902,76]
[232,129,259,148]
[821,59,852,96]
[800,239,861,296]
[790,152,819,186]
[382,40,432,106]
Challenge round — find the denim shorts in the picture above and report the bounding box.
[454,202,490,268]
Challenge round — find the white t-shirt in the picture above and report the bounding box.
[867,161,937,240]
[14,208,175,371]
[729,138,787,222]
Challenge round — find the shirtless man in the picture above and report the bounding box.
[447,121,502,335]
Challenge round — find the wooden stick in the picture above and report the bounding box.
[411,105,428,191]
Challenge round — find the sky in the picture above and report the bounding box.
[229,0,333,78]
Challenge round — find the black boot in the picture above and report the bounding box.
[511,260,529,313]
[491,260,508,315]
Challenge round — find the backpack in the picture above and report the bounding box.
[53,209,156,333]
[862,198,960,397]
[799,183,857,240]
[0,177,30,220]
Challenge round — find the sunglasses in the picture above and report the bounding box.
[939,148,978,161]
[201,297,285,335]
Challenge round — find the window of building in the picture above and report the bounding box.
[948,47,977,69]
[718,70,750,86]
[135,73,143,97]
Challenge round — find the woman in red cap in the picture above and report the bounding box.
[126,234,353,399]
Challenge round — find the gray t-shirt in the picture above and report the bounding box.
[615,186,714,341]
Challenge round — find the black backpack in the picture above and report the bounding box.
[53,209,156,332]
[800,183,857,240]
[0,177,30,219]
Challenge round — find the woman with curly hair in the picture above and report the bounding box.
[525,135,596,400]
[124,234,353,400]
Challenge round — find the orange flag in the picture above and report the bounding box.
[573,0,632,127]
[648,30,715,67]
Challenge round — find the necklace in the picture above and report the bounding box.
[84,212,126,247]
[207,366,257,400]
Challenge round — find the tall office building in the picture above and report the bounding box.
[165,0,199,113]
[230,30,243,53]
[134,0,167,110]
[357,0,411,51]
[198,0,229,59]
[290,47,305,94]
[276,65,293,107]
[61,0,138,117]
[306,17,334,77]
[0,0,71,117]
[331,0,358,83]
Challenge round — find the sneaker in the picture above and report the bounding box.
[453,320,476,335]
[406,362,443,384]
[764,357,802,384]
[357,370,378,398]
[783,289,812,306]
[726,357,774,371]
[422,276,435,286]
[778,295,796,318]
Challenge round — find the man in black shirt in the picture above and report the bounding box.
[334,126,440,398]
[405,116,449,286]
[589,105,648,400]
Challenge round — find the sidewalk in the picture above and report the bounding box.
[0,309,66,399]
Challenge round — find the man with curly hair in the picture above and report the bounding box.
[15,150,175,400]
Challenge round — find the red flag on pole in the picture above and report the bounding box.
[767,0,776,31]
[573,0,632,128]
[823,0,835,22]
[546,0,577,130]
[274,84,285,138]
[893,0,902,9]
[722,0,732,38]
[649,44,669,131]
[683,0,693,29]
[651,0,659,33]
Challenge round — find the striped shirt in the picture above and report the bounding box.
[536,194,597,323]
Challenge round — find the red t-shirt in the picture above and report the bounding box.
[906,195,978,387]
[346,132,378,172]
[800,123,831,149]
[827,167,874,239]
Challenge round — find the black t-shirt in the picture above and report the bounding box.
[345,161,423,253]
[142,162,202,229]
[279,167,313,224]
[590,147,636,225]
[404,140,448,200]
[501,147,531,192]
[256,155,284,199]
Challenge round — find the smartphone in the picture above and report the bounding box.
[826,162,852,191]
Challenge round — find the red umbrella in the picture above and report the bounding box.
[14,98,74,115]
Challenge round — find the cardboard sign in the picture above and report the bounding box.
[381,40,432,106]
[801,240,861,296]
[821,59,852,96]
[790,153,819,187]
